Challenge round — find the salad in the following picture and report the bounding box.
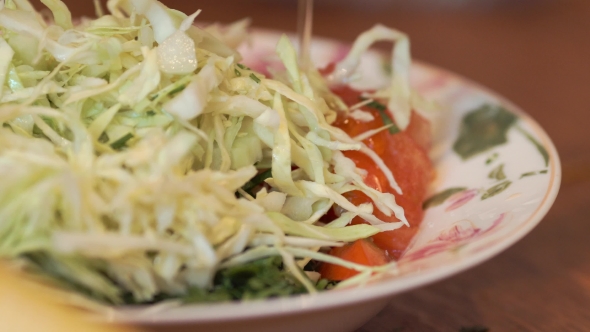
[0,0,434,306]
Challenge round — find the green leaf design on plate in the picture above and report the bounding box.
[520,169,548,178]
[516,125,550,167]
[423,187,467,209]
[481,180,512,200]
[453,104,518,160]
[485,152,499,165]
[520,171,537,178]
[488,163,506,181]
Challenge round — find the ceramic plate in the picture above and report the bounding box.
[108,30,561,332]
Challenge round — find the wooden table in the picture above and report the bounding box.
[57,0,590,330]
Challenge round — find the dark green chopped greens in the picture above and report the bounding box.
[109,133,134,150]
[241,169,273,196]
[98,132,109,143]
[168,84,186,96]
[360,97,400,134]
[364,99,386,112]
[234,68,242,77]
[315,278,338,291]
[183,256,308,303]
[249,73,261,84]
[236,63,249,70]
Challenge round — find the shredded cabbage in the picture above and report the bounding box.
[0,0,426,305]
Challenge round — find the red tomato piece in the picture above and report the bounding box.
[331,86,389,155]
[319,239,389,281]
[329,87,435,260]
[347,133,433,259]
[369,194,425,259]
[383,131,434,205]
[318,62,336,77]
[405,110,433,152]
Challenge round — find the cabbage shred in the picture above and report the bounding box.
[0,0,414,304]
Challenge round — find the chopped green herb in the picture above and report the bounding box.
[423,187,467,209]
[234,68,242,77]
[378,110,400,134]
[32,124,44,137]
[241,169,272,196]
[359,97,400,134]
[539,169,548,174]
[315,278,338,290]
[365,99,387,112]
[168,84,186,96]
[237,63,249,70]
[110,133,134,150]
[488,164,506,181]
[181,287,233,303]
[183,256,307,303]
[249,73,261,84]
[481,180,511,200]
[146,110,156,116]
[98,132,109,143]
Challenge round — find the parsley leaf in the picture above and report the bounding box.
[249,73,261,84]
[359,97,400,134]
[110,133,134,150]
[183,256,307,303]
[241,169,272,196]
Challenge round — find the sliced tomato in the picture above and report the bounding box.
[405,110,433,152]
[329,87,435,260]
[318,62,336,77]
[383,131,434,205]
[345,133,433,259]
[331,86,389,155]
[342,150,386,191]
[369,194,425,259]
[319,239,389,281]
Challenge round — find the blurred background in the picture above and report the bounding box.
[24,0,590,330]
